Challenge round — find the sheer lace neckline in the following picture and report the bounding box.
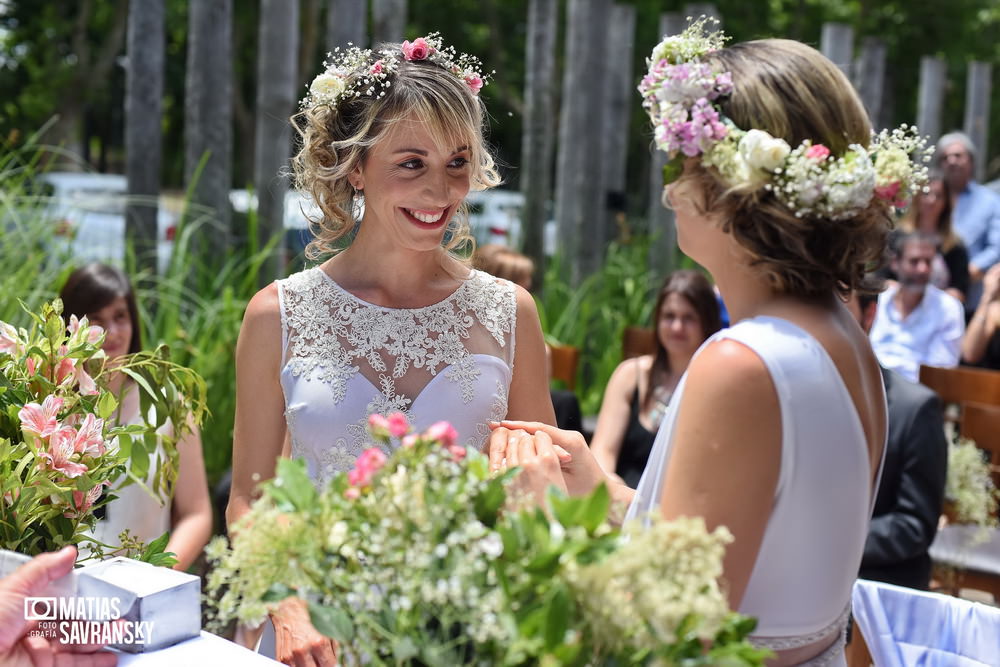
[315,266,476,312]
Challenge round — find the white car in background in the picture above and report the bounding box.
[465,189,556,256]
[229,188,328,260]
[37,172,177,273]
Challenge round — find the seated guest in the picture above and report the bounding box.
[962,263,1000,369]
[870,231,965,382]
[847,280,947,589]
[590,270,721,487]
[471,244,580,430]
[937,131,1000,307]
[893,173,969,303]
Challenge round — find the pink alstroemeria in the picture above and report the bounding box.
[19,395,64,438]
[464,75,483,94]
[805,144,831,161]
[348,447,388,487]
[401,37,433,61]
[0,322,20,355]
[73,413,106,457]
[65,482,108,519]
[386,412,410,438]
[368,413,391,439]
[25,357,36,375]
[39,426,89,478]
[425,421,458,449]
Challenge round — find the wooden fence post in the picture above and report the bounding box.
[820,22,854,79]
[600,3,636,249]
[326,0,367,52]
[964,61,992,182]
[917,56,946,145]
[854,37,886,128]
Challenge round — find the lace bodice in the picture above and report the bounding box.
[277,267,516,486]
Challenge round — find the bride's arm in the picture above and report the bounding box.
[505,285,557,425]
[657,339,780,610]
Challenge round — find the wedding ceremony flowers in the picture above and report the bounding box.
[641,17,931,218]
[0,300,206,561]
[945,437,1000,532]
[207,413,767,665]
[302,32,490,112]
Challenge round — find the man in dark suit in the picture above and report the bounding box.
[848,286,948,588]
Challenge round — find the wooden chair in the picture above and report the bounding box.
[930,401,1000,603]
[622,326,656,360]
[548,343,580,391]
[918,364,1000,411]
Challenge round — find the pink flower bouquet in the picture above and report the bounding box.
[0,300,206,561]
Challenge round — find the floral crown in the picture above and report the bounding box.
[639,17,931,220]
[303,32,489,111]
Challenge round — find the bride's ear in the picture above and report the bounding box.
[348,167,364,192]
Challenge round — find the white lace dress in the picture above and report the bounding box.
[276,266,517,486]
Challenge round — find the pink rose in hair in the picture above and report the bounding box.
[401,37,434,61]
[370,60,384,75]
[348,447,388,487]
[874,182,902,203]
[805,144,831,161]
[465,75,483,94]
[425,421,458,449]
[386,412,410,438]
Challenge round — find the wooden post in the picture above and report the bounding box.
[820,22,854,80]
[646,12,685,278]
[520,0,557,284]
[254,0,300,284]
[125,0,164,279]
[372,0,406,44]
[854,37,886,128]
[554,0,609,285]
[917,56,946,145]
[600,4,636,248]
[326,0,367,52]
[683,3,720,24]
[964,61,992,183]
[185,0,233,256]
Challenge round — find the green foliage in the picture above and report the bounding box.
[538,237,659,414]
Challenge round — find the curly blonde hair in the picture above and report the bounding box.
[676,39,892,298]
[291,47,501,260]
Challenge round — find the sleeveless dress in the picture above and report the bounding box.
[625,317,885,666]
[276,266,517,486]
[615,387,658,488]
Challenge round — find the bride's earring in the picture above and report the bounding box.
[352,186,365,221]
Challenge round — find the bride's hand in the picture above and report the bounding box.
[488,421,610,498]
[490,426,567,503]
[271,597,338,667]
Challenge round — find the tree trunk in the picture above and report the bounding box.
[255,0,300,284]
[125,0,164,280]
[600,3,635,248]
[520,0,557,288]
[185,0,233,259]
[647,13,685,278]
[917,56,946,146]
[300,0,322,87]
[372,0,406,44]
[554,0,609,286]
[820,22,854,80]
[854,37,886,129]
[327,0,368,52]
[964,62,992,182]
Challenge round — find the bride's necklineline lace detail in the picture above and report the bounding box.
[277,267,517,483]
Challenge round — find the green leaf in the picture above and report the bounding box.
[307,601,353,642]
[262,583,296,603]
[580,483,610,534]
[662,154,684,185]
[543,585,570,650]
[391,636,419,661]
[267,458,317,512]
[119,367,159,401]
[130,439,150,481]
[96,391,118,421]
[117,433,132,460]
[473,476,507,526]
[548,488,584,528]
[141,531,170,559]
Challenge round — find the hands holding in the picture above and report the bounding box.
[487,421,617,503]
[271,597,338,667]
[0,546,116,667]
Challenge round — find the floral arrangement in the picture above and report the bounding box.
[207,413,767,665]
[303,32,489,111]
[0,300,206,561]
[945,437,1000,532]
[639,17,931,218]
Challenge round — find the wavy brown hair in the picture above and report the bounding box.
[291,46,501,260]
[676,39,892,299]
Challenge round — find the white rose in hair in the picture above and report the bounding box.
[739,129,791,171]
[310,72,346,101]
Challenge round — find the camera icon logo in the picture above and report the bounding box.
[24,597,57,621]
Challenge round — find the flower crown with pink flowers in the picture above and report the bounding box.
[640,17,930,220]
[302,32,489,112]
